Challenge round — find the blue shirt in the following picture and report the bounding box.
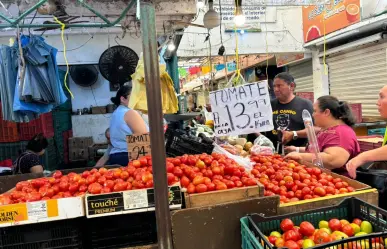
[109,105,149,154]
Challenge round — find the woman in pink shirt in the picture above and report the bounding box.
[285,96,360,175]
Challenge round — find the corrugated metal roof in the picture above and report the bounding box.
[289,61,313,92]
[327,41,387,117]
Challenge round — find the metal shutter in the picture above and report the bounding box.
[327,41,387,117]
[288,61,313,92]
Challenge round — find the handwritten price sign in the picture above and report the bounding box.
[209,80,273,136]
[126,133,151,161]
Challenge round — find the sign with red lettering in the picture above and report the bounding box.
[209,80,273,136]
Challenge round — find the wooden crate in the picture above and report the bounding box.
[322,169,371,191]
[184,184,263,208]
[278,188,378,214]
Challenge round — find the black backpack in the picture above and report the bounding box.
[356,162,387,210]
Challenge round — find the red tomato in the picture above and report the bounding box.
[268,236,278,244]
[192,176,205,186]
[187,183,196,194]
[299,221,315,236]
[59,181,69,191]
[145,180,153,188]
[88,183,102,194]
[97,176,107,185]
[313,187,326,197]
[352,218,362,226]
[180,176,190,188]
[206,182,216,191]
[101,187,111,193]
[342,224,354,236]
[86,175,97,185]
[215,182,227,190]
[167,173,176,185]
[284,240,300,249]
[280,218,294,232]
[166,162,174,173]
[113,182,128,192]
[195,184,208,193]
[26,192,41,202]
[120,171,129,180]
[328,219,342,231]
[284,230,299,242]
[68,182,79,193]
[53,170,63,179]
[139,157,148,166]
[79,185,88,192]
[173,167,183,178]
[132,160,141,168]
[314,230,330,244]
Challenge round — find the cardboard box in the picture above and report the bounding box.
[69,137,93,149]
[0,196,85,227]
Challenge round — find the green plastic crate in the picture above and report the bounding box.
[0,141,28,162]
[41,138,59,171]
[243,198,387,249]
[53,110,72,133]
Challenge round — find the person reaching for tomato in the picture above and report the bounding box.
[346,85,387,179]
[285,96,360,176]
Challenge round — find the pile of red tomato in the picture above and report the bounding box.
[0,153,257,205]
[250,155,355,204]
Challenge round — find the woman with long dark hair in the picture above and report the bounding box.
[13,134,48,174]
[109,84,149,166]
[285,96,360,175]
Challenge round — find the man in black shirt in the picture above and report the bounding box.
[265,72,315,153]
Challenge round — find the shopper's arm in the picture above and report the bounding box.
[125,110,148,134]
[285,147,350,170]
[346,146,387,178]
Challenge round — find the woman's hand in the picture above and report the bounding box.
[284,152,302,162]
[284,146,297,153]
[346,156,365,179]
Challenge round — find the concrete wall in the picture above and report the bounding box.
[178,6,306,57]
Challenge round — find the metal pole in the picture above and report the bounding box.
[140,2,174,249]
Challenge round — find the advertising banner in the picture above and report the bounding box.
[302,0,360,42]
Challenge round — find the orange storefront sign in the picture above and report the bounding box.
[302,0,361,43]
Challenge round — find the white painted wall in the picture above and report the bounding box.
[178,6,305,57]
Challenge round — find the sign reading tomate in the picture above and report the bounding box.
[302,0,360,43]
[209,80,273,136]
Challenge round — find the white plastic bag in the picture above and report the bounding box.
[213,143,253,171]
[253,135,275,150]
[250,145,274,156]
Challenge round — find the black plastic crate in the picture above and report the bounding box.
[0,218,83,249]
[246,197,387,249]
[165,129,214,157]
[83,211,157,249]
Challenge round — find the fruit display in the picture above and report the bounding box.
[172,153,258,194]
[220,138,253,157]
[250,155,355,203]
[263,217,383,249]
[0,153,257,205]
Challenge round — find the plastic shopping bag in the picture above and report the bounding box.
[213,143,253,171]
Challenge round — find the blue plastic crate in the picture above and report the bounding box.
[241,217,261,249]
[368,128,386,136]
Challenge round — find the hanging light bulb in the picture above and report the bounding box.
[168,41,176,51]
[167,36,176,51]
[197,0,205,9]
[203,0,220,29]
[234,6,245,27]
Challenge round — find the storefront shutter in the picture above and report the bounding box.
[288,61,313,92]
[327,41,387,118]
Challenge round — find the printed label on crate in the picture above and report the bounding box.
[87,193,125,216]
[27,201,48,219]
[126,133,152,160]
[123,190,149,210]
[86,186,182,217]
[209,80,274,136]
[0,203,27,224]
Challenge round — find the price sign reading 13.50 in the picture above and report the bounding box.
[209,80,274,136]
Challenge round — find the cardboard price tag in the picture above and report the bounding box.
[209,80,274,136]
[126,133,151,161]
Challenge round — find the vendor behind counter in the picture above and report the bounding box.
[108,85,149,166]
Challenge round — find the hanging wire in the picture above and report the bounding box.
[53,16,74,99]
